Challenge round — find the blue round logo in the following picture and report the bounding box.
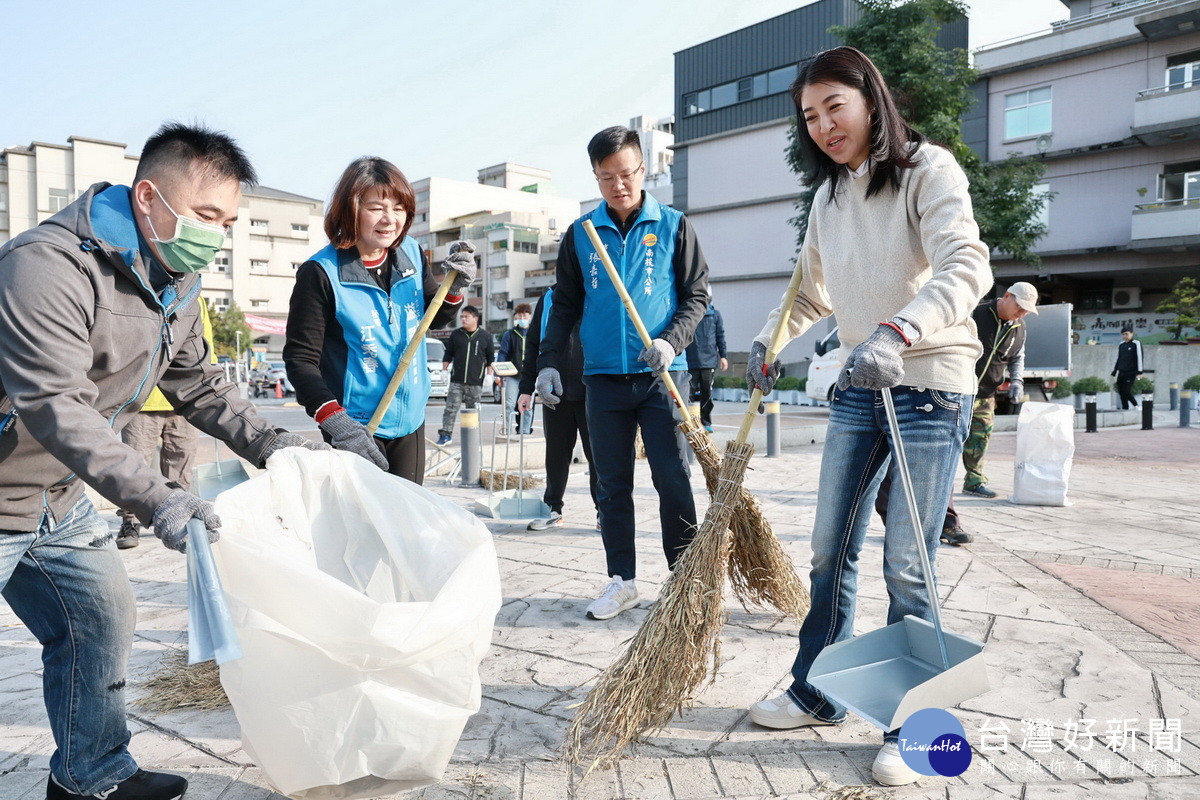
[897,708,971,776]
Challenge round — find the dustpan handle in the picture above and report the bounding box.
[880,387,949,671]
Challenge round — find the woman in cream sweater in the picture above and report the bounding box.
[743,46,992,786]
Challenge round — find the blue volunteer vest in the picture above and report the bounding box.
[310,239,430,439]
[572,194,688,375]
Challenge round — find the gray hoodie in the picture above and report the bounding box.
[0,183,281,532]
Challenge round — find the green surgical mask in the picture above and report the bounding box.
[145,184,227,273]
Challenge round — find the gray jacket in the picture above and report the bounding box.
[0,183,280,532]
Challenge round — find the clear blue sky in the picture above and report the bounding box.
[0,0,1067,203]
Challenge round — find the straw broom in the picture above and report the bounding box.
[578,220,808,621]
[564,223,805,768]
[365,242,473,435]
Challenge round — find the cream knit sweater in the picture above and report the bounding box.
[755,143,993,394]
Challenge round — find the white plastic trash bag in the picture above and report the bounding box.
[1011,401,1075,506]
[210,448,501,799]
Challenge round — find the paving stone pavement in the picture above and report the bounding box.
[2,419,1199,800]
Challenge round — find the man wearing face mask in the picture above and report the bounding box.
[0,122,327,800]
[497,303,534,434]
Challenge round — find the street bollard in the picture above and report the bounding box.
[765,401,781,457]
[1181,390,1192,428]
[1169,382,1179,411]
[460,409,480,485]
[1085,394,1098,433]
[1142,395,1154,430]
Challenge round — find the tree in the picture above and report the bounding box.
[786,0,1050,264]
[209,300,253,357]
[1157,277,1200,341]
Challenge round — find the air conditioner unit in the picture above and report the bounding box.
[1111,287,1141,310]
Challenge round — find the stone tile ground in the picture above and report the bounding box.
[2,417,1198,799]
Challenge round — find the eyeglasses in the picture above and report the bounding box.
[594,162,644,187]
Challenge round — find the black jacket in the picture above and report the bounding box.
[1113,339,1143,375]
[520,289,585,402]
[497,326,530,375]
[686,304,727,369]
[971,299,1026,398]
[444,327,493,385]
[284,247,459,418]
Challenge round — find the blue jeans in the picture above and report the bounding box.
[583,372,697,580]
[503,376,532,434]
[787,385,971,725]
[1,496,138,794]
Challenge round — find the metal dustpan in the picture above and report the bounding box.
[808,388,988,731]
[192,438,250,500]
[473,383,550,520]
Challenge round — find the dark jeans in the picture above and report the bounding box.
[583,372,697,580]
[1116,371,1138,409]
[542,399,597,514]
[689,367,716,427]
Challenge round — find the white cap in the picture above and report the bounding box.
[1007,282,1039,315]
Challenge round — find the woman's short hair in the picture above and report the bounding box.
[325,157,416,249]
[791,46,924,202]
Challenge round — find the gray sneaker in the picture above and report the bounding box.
[527,511,563,531]
[115,520,140,550]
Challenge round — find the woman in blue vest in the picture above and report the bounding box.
[284,157,475,482]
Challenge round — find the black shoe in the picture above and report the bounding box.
[115,520,140,550]
[48,770,187,800]
[962,484,998,499]
[940,525,973,546]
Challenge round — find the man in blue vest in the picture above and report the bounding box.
[537,126,710,620]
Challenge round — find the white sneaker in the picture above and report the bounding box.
[872,741,921,786]
[748,692,837,729]
[527,511,563,531]
[585,576,639,620]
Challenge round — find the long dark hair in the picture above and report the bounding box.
[791,46,924,202]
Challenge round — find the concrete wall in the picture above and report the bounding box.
[1069,343,1200,403]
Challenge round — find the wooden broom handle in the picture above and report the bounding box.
[735,263,806,443]
[366,274,456,435]
[582,220,694,426]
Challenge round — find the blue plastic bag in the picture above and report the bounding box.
[186,518,243,665]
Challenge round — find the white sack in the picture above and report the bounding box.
[1011,401,1075,507]
[211,449,501,799]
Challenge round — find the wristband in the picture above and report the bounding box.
[445,293,464,304]
[880,321,912,347]
[315,400,344,425]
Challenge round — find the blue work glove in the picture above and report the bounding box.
[318,410,388,470]
[536,367,563,407]
[837,324,909,391]
[745,341,779,395]
[441,240,477,294]
[152,489,220,553]
[637,338,676,374]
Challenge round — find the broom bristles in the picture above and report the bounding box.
[679,420,810,621]
[566,441,754,769]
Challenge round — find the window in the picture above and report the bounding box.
[0,186,7,212]
[291,223,308,235]
[48,188,70,212]
[211,252,230,273]
[1159,160,1200,205]
[250,299,269,308]
[210,296,231,312]
[250,219,268,229]
[1004,87,1052,140]
[683,63,799,116]
[1166,51,1200,91]
[250,259,269,271]
[291,261,303,270]
[491,239,508,251]
[1032,183,1051,231]
[515,240,538,254]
